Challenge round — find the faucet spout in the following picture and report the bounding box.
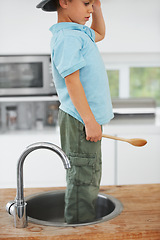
[7,142,71,228]
[16,142,70,203]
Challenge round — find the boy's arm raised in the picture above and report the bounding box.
[91,0,106,42]
[65,70,102,142]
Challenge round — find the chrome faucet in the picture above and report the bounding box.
[6,142,71,228]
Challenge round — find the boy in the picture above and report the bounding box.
[36,0,114,224]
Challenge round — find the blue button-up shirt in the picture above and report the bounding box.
[50,22,114,125]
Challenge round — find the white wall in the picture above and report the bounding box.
[0,0,56,54]
[98,0,160,53]
[0,0,160,54]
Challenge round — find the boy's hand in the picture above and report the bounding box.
[91,0,105,42]
[93,0,101,9]
[85,119,102,142]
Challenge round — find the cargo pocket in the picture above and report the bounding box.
[67,153,97,186]
[92,158,102,187]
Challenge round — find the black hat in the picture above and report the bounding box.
[36,0,57,12]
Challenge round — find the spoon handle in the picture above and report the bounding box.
[102,134,129,143]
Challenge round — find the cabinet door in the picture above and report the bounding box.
[101,136,115,186]
[117,134,160,185]
[0,130,68,188]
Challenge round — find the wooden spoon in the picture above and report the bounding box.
[102,133,147,147]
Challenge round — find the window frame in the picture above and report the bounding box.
[104,53,160,102]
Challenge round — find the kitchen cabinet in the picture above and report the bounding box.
[117,134,160,185]
[0,128,115,188]
[0,129,66,188]
[101,138,115,186]
[0,97,115,188]
[1,117,160,188]
[103,123,160,185]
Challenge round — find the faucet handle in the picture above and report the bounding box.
[6,200,15,215]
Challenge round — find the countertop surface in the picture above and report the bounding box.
[0,184,160,239]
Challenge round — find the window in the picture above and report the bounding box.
[105,53,160,107]
[107,70,119,98]
[130,67,160,106]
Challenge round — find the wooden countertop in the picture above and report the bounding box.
[0,184,160,239]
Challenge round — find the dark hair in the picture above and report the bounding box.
[54,0,60,9]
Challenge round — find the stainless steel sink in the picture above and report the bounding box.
[25,190,123,227]
[6,142,122,228]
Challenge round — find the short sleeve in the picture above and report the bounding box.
[53,35,86,78]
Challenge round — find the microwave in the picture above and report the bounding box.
[0,55,56,96]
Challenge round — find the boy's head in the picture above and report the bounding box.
[36,0,94,12]
[37,0,94,25]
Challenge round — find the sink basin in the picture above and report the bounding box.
[25,190,123,227]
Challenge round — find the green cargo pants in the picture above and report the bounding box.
[58,110,102,224]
